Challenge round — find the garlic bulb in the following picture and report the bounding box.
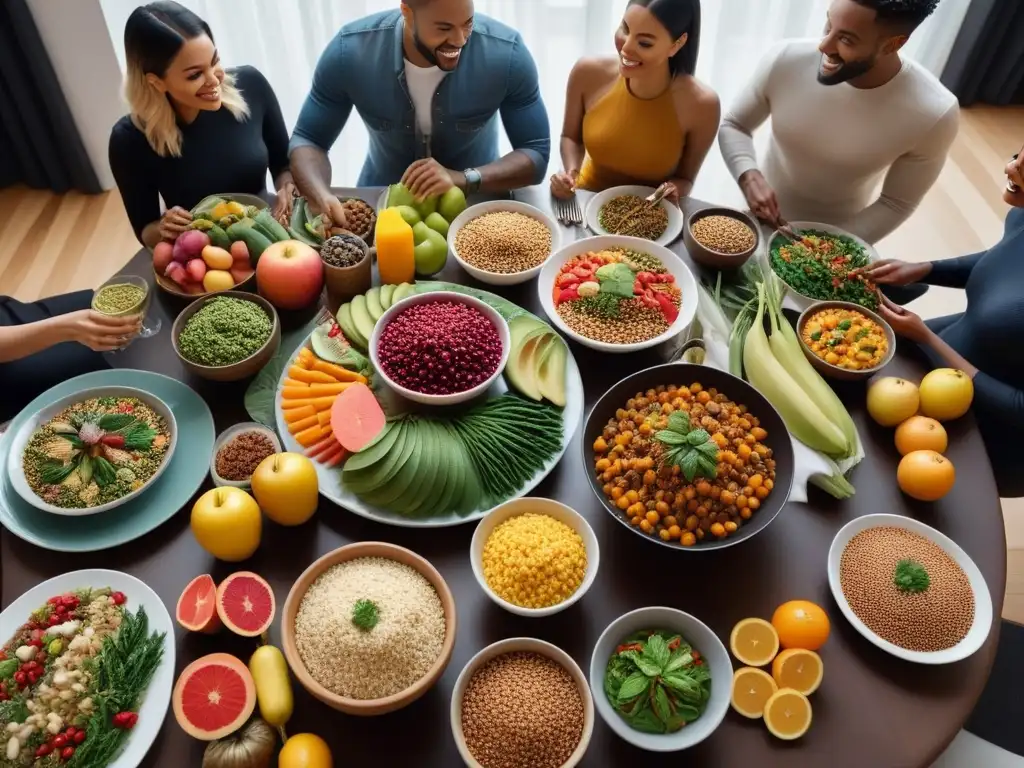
[202,718,276,768]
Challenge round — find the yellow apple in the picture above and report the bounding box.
[191,486,262,561]
[251,452,319,526]
[203,269,235,293]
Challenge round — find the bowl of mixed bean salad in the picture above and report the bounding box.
[768,222,880,311]
[583,363,794,550]
[797,301,896,381]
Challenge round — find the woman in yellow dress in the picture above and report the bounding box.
[550,0,719,205]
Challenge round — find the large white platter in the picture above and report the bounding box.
[275,283,584,527]
[0,569,175,768]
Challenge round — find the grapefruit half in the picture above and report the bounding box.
[216,571,276,638]
[172,653,255,741]
[176,574,221,634]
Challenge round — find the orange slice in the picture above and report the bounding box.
[763,688,813,740]
[772,648,823,696]
[729,618,780,667]
[731,667,778,718]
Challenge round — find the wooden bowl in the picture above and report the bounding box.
[281,541,458,716]
[171,291,280,382]
[796,300,896,382]
[154,268,256,302]
[683,206,760,269]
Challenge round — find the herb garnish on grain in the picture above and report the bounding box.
[351,599,379,631]
[655,410,720,481]
[894,559,931,594]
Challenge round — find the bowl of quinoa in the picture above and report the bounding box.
[8,387,176,516]
[281,541,457,715]
[210,423,281,488]
[538,235,699,354]
[451,637,594,768]
[470,497,599,617]
[827,513,993,665]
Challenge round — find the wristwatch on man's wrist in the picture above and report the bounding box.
[463,167,482,195]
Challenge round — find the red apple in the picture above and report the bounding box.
[153,242,174,272]
[256,240,323,310]
[230,240,250,265]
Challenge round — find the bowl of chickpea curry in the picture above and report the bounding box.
[797,301,895,381]
[583,363,794,550]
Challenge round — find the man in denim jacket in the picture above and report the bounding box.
[290,0,551,231]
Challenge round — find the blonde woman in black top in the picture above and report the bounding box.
[109,1,295,248]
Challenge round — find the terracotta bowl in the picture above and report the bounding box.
[796,300,896,382]
[154,268,255,302]
[281,541,458,716]
[171,291,280,382]
[683,206,760,270]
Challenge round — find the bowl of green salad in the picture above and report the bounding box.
[590,606,730,752]
[768,222,881,311]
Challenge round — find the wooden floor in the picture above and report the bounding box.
[2,106,1023,621]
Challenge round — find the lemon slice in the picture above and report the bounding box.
[764,688,813,740]
[772,648,823,695]
[731,667,778,718]
[729,618,780,667]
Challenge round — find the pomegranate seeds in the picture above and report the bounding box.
[377,301,503,395]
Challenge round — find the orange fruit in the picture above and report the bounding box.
[771,601,830,651]
[771,649,823,695]
[731,667,778,718]
[763,688,813,740]
[729,618,779,667]
[894,416,948,456]
[897,450,955,501]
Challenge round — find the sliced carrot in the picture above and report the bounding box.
[318,444,345,465]
[317,410,332,426]
[323,447,348,467]
[307,383,352,396]
[283,378,309,388]
[295,424,330,447]
[288,366,336,384]
[330,383,386,452]
[311,396,337,412]
[283,404,316,422]
[287,414,319,435]
[283,386,318,400]
[282,398,317,410]
[311,360,368,384]
[305,434,340,458]
[298,347,315,367]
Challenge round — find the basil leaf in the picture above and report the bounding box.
[655,430,689,446]
[675,703,701,722]
[687,428,711,446]
[667,410,691,434]
[695,441,720,458]
[680,451,703,482]
[663,672,702,702]
[616,671,651,702]
[633,656,662,677]
[653,685,673,726]
[629,705,667,734]
[645,634,670,671]
[665,648,692,674]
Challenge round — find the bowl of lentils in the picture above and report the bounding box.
[210,422,281,488]
[449,201,560,286]
[451,637,594,768]
[172,291,281,382]
[470,496,600,618]
[370,290,510,406]
[684,206,760,269]
[585,184,684,246]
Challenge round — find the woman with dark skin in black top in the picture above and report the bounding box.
[860,145,1024,497]
[109,1,294,248]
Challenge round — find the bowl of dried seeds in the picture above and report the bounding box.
[210,422,281,488]
[586,185,684,246]
[448,201,561,286]
[684,206,760,269]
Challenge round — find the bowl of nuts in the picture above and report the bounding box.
[684,207,760,269]
[320,233,371,307]
[338,197,376,244]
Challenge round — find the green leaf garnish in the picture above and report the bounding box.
[894,559,930,593]
[351,599,379,631]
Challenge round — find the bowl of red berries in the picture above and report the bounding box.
[370,291,511,406]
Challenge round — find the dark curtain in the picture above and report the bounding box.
[941,0,1024,106]
[0,0,101,192]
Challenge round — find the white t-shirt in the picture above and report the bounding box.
[404,59,448,137]
[718,39,960,244]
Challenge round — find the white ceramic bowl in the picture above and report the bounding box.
[585,185,684,246]
[827,513,993,665]
[768,221,880,311]
[448,200,562,286]
[538,235,699,354]
[451,637,594,768]
[370,290,511,406]
[470,497,599,617]
[590,607,731,752]
[0,569,175,768]
[6,386,178,517]
[209,422,281,489]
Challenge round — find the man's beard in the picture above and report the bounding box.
[817,53,875,85]
[413,25,440,67]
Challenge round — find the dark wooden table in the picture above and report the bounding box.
[1,188,1006,768]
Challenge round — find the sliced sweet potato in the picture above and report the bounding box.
[330,383,386,453]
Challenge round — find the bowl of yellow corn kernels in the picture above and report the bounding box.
[470,496,600,618]
[796,300,896,382]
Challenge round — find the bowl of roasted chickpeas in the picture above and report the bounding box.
[797,301,896,381]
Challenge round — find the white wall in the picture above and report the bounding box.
[26,0,123,190]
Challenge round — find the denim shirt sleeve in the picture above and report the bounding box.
[499,36,551,184]
[289,34,354,155]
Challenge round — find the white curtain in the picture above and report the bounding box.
[98,0,970,200]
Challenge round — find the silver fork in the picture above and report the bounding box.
[565,196,584,226]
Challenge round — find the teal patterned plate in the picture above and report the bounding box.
[0,370,214,552]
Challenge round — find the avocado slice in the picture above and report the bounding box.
[509,315,546,348]
[380,283,396,310]
[337,302,367,350]
[392,282,416,305]
[350,294,376,347]
[366,287,384,321]
[506,329,549,401]
[537,335,568,407]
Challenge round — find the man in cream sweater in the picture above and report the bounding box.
[719,0,958,245]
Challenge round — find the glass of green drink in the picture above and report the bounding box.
[91,275,161,349]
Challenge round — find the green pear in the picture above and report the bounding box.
[424,212,450,237]
[386,183,416,208]
[412,221,431,245]
[393,205,421,226]
[439,186,467,222]
[415,195,438,218]
[415,228,448,276]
